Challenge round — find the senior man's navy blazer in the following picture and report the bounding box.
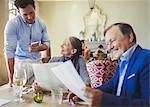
[97,45,150,106]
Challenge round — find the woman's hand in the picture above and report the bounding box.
[32,82,42,92]
[42,57,51,63]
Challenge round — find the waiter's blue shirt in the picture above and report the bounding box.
[4,15,50,60]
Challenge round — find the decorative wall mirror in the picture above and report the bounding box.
[80,0,107,52]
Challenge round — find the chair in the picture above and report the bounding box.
[86,59,117,88]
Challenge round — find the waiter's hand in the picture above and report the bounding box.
[29,43,40,52]
[85,86,104,107]
[32,82,42,92]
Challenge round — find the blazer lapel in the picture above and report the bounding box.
[121,45,142,95]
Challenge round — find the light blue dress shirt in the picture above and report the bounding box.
[116,44,138,96]
[4,15,50,60]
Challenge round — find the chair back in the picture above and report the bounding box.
[86,59,117,88]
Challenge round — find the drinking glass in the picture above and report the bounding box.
[13,65,27,102]
[51,88,63,104]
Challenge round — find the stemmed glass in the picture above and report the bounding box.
[13,63,27,102]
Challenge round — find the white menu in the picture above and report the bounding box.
[51,60,91,104]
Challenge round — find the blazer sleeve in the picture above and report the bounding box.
[96,68,119,94]
[101,92,149,106]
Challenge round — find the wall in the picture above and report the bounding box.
[100,0,149,50]
[38,0,150,56]
[39,1,88,56]
[0,0,9,82]
[148,0,150,41]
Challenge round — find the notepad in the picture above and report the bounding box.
[32,62,65,91]
[51,60,91,105]
[0,99,11,106]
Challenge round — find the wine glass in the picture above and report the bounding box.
[13,63,27,102]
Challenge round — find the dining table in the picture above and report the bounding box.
[0,84,90,107]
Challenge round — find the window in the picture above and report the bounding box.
[9,1,17,20]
